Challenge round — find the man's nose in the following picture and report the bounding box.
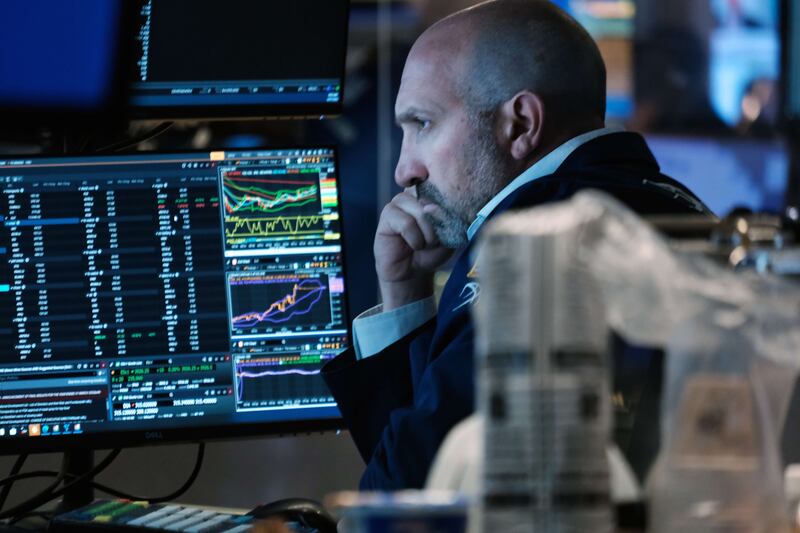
[394,152,427,189]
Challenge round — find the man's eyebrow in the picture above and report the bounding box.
[395,107,431,126]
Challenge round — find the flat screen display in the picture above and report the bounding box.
[0,148,348,452]
[787,0,800,120]
[130,0,349,120]
[645,134,788,216]
[0,0,134,127]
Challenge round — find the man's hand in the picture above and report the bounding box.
[375,190,454,311]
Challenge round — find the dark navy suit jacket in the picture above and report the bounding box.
[322,132,707,490]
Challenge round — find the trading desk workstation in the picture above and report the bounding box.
[1,0,800,532]
[0,1,350,531]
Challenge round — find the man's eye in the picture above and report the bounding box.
[416,118,431,130]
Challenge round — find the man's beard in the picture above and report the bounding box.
[417,129,509,248]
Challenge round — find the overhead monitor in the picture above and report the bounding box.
[0,0,135,128]
[0,148,349,453]
[130,0,350,120]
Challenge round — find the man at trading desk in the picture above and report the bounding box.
[323,0,709,489]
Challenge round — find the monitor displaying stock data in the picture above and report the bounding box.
[0,147,348,452]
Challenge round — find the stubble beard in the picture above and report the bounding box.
[417,126,509,249]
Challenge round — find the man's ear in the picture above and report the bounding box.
[498,91,545,161]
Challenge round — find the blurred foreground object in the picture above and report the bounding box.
[475,193,615,532]
[326,491,467,533]
[475,190,800,532]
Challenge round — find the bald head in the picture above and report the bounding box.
[420,0,606,133]
[393,1,607,246]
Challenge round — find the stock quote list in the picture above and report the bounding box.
[0,150,347,440]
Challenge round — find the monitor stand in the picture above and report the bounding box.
[54,450,94,513]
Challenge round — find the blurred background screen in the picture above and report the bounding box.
[645,134,787,215]
[0,1,126,112]
[562,0,636,120]
[633,0,780,136]
[787,0,800,121]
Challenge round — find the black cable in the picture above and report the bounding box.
[0,471,60,490]
[44,449,121,503]
[86,442,205,504]
[0,442,204,515]
[7,509,53,526]
[78,130,97,153]
[0,455,28,511]
[94,122,174,153]
[0,449,120,521]
[0,469,66,521]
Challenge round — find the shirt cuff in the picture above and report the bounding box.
[352,296,437,359]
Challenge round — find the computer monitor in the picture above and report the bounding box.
[784,0,800,126]
[129,0,350,120]
[782,0,800,210]
[645,134,788,216]
[0,0,136,129]
[0,147,349,454]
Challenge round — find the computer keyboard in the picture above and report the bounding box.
[49,499,316,533]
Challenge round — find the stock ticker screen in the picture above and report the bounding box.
[0,148,348,440]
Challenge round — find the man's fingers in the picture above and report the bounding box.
[379,203,426,251]
[388,192,440,247]
[414,246,455,272]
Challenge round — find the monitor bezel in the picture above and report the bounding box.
[0,145,351,456]
[126,0,351,122]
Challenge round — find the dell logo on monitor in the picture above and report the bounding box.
[145,431,164,440]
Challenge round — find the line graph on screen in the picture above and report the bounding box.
[221,172,326,246]
[229,275,331,334]
[234,354,332,408]
[222,175,321,215]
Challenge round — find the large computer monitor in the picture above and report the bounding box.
[0,147,349,454]
[129,0,350,120]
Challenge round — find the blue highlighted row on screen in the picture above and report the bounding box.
[4,218,80,227]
